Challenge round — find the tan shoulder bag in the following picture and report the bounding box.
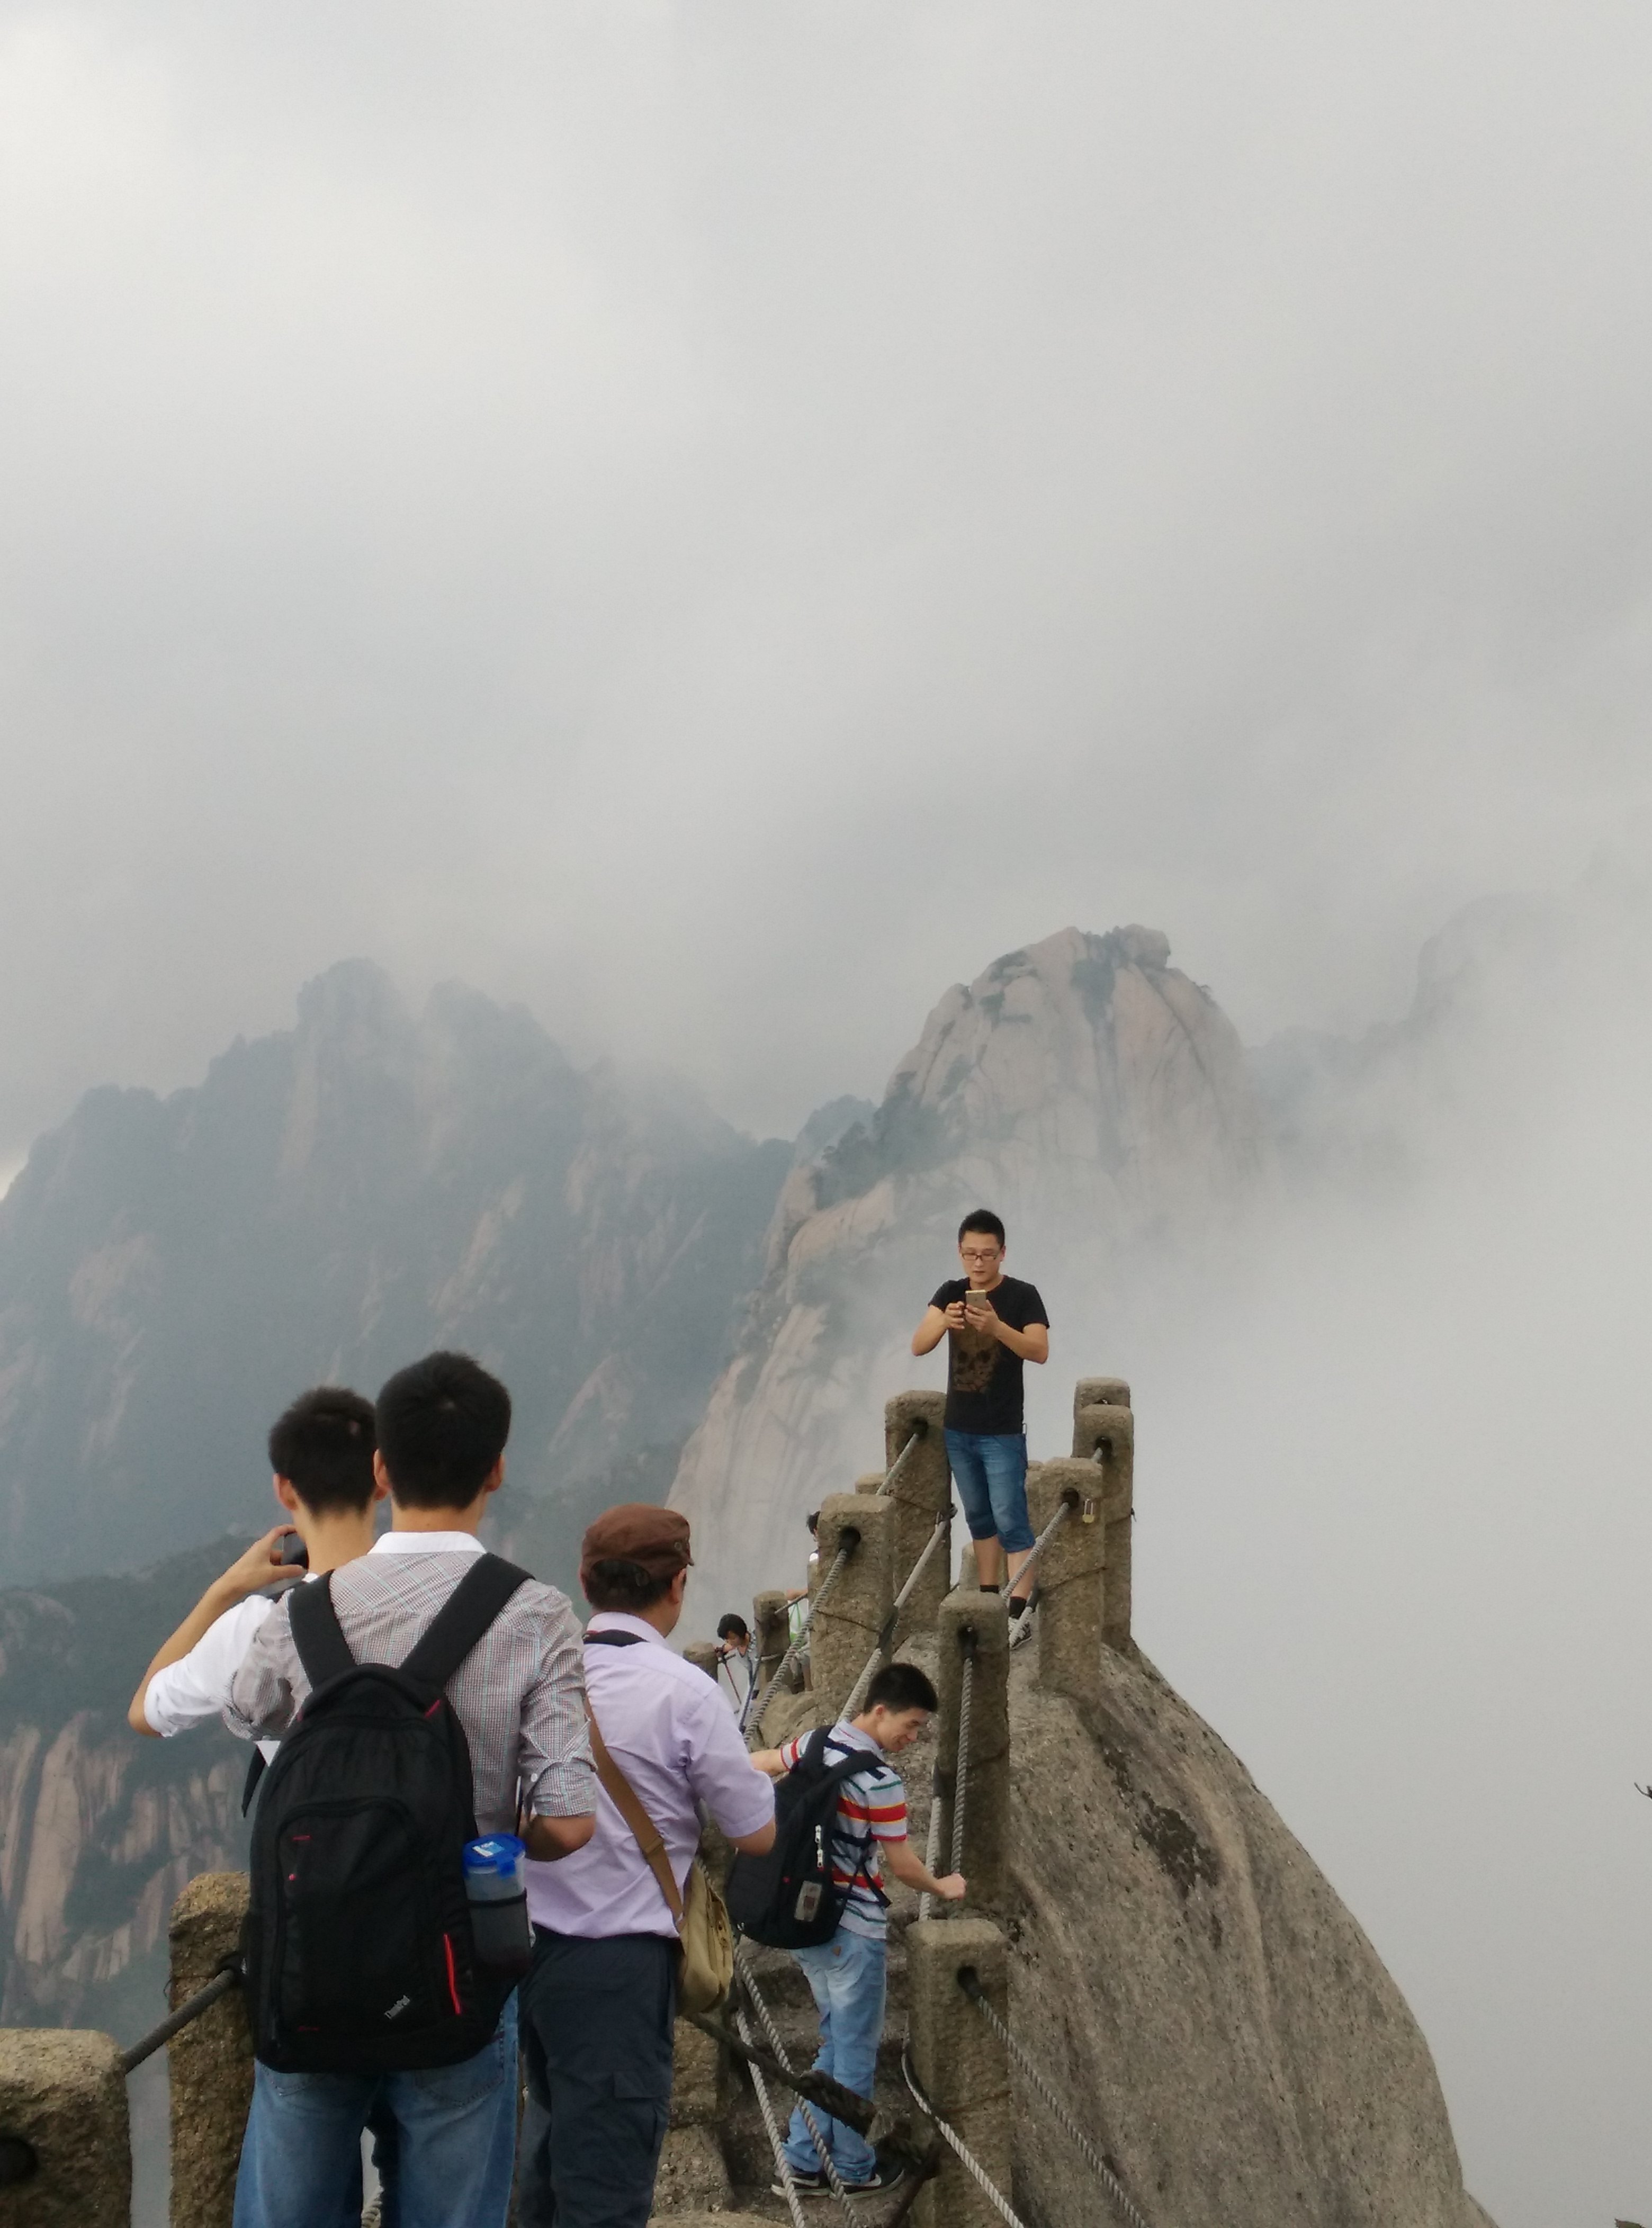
[586,1710,734,2015]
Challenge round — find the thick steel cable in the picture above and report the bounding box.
[876,1427,922,1496]
[840,1512,951,1720]
[949,1641,975,1882]
[735,1948,861,2220]
[121,1960,239,2073]
[747,1536,857,1741]
[900,2045,1027,2228]
[960,1979,1154,2228]
[738,2004,811,2228]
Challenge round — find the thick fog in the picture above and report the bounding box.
[5,4,1652,2222]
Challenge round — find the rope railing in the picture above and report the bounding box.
[735,2002,811,2228]
[959,1971,1154,2228]
[949,1629,975,1882]
[121,1957,241,2074]
[876,1426,923,1497]
[747,1529,860,1741]
[900,2044,1028,2228]
[840,1510,952,1721]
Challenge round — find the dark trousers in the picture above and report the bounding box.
[517,1927,677,2228]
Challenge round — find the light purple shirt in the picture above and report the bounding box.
[525,1611,775,1941]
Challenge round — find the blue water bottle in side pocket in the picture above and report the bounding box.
[462,1834,532,1976]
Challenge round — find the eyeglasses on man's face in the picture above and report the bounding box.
[958,1245,1001,1263]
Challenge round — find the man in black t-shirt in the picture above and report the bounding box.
[911,1209,1049,1616]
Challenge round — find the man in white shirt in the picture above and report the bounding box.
[518,1504,777,2228]
[128,1385,384,1757]
[715,1612,758,1728]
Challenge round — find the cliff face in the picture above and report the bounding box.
[1011,1643,1495,2228]
[0,961,790,1589]
[0,1542,251,2036]
[670,927,1267,1599]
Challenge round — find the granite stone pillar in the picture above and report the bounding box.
[0,2029,129,2226]
[1025,1459,1106,1711]
[752,1589,790,1692]
[810,1494,894,1714]
[1071,1399,1135,1651]
[933,1589,1009,1910]
[884,1391,951,1636]
[168,1871,253,2228]
[683,1640,721,1682]
[906,1919,1011,2228]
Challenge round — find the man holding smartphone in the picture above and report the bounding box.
[911,1210,1049,1618]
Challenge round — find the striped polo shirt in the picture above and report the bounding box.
[777,1718,907,1940]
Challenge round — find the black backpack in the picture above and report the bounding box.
[725,1725,890,1949]
[242,1553,530,2073]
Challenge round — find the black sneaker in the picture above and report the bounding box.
[843,2164,906,2195]
[772,2167,831,2198]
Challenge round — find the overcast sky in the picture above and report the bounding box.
[6,4,1652,2217]
[4,0,1652,1167]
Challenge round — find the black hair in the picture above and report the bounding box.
[266,1387,378,1516]
[716,1613,749,1642]
[374,1351,511,1511]
[584,1559,674,1613]
[805,1510,820,1535]
[863,1661,939,1715]
[957,1209,1006,1247]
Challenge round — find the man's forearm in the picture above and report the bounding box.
[127,1582,240,1734]
[993,1322,1047,1362]
[884,1841,947,1895]
[524,1812,597,1861]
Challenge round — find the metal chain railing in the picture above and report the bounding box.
[959,1973,1154,2228]
[121,1957,241,2073]
[840,1511,951,1721]
[737,2002,811,2228]
[900,2045,1027,2228]
[747,1530,859,1741]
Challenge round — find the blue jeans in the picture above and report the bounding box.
[232,1995,518,2228]
[782,1930,886,2184]
[945,1429,1035,1555]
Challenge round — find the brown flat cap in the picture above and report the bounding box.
[580,1503,693,1583]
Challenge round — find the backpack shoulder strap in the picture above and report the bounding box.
[289,1575,355,1690]
[585,1704,685,1929]
[401,1553,533,1691]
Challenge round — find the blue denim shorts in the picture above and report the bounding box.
[944,1429,1034,1554]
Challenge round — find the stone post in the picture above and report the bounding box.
[1074,1374,1130,1416]
[168,1872,253,2228]
[0,2029,129,2226]
[683,1640,721,1682]
[1071,1399,1135,1651]
[933,1589,1009,1910]
[884,1390,951,1635]
[1025,1460,1106,1711]
[810,1494,895,1713]
[906,1919,1011,2228]
[752,1588,790,1691]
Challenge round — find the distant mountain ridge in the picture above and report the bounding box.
[0,959,790,1589]
[671,924,1269,1599]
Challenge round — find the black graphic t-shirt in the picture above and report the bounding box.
[929,1275,1050,1436]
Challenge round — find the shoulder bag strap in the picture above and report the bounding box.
[288,1574,355,1690]
[401,1553,532,1690]
[583,1703,685,1930]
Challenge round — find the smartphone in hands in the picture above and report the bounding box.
[278,1531,310,1570]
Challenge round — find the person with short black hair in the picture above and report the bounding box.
[714,1611,757,1726]
[518,1505,776,2228]
[750,1660,964,2196]
[911,1209,1049,1615]
[129,1386,386,1750]
[228,1352,597,2228]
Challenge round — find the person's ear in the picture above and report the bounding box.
[480,1456,505,1497]
[370,1472,390,1506]
[373,1450,393,1496]
[273,1474,301,1515]
[670,1567,689,1605]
